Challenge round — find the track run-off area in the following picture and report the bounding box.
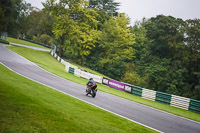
[0,43,200,133]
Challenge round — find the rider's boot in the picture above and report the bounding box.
[88,87,91,94]
[86,89,89,96]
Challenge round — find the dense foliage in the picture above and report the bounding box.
[1,0,199,100]
[130,16,200,100]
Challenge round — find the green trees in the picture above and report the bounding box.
[50,0,100,57]
[0,0,32,35]
[2,0,199,100]
[96,14,135,79]
[88,0,120,14]
[23,1,54,45]
[184,19,200,99]
[88,0,120,30]
[145,15,186,58]
[143,15,187,93]
[129,15,200,100]
[25,10,43,39]
[43,2,200,100]
[99,14,135,64]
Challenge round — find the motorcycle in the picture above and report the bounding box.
[86,85,97,97]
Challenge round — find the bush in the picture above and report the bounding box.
[121,71,141,85]
[32,34,53,46]
[39,34,53,46]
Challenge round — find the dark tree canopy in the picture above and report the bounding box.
[0,0,33,35]
[88,0,120,14]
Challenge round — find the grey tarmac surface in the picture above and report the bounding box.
[10,42,50,52]
[0,43,200,133]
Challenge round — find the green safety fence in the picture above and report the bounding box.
[57,56,61,62]
[189,99,200,114]
[131,86,143,97]
[50,50,200,114]
[54,54,57,58]
[155,92,171,105]
[68,67,75,74]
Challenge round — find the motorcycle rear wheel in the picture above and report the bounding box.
[92,89,96,97]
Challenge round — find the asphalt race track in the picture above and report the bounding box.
[0,43,200,133]
[9,42,51,52]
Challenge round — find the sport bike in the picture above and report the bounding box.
[86,85,97,97]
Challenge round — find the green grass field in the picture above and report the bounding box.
[7,37,50,49]
[0,64,157,133]
[6,46,200,122]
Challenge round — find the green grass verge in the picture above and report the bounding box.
[0,64,157,133]
[6,46,200,122]
[0,39,9,44]
[7,37,50,49]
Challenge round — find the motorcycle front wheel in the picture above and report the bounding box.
[91,89,96,97]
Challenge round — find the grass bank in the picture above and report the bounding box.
[7,46,200,122]
[7,37,50,49]
[0,64,157,133]
[0,39,9,44]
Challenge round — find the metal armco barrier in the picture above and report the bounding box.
[68,67,75,74]
[124,85,132,93]
[142,88,156,101]
[132,86,143,97]
[74,69,81,77]
[57,56,61,62]
[170,95,190,110]
[50,50,200,114]
[107,79,125,91]
[54,53,57,58]
[102,77,109,85]
[189,99,200,114]
[51,50,54,56]
[155,92,171,105]
[65,65,69,73]
[80,71,103,84]
[102,77,126,91]
[61,60,70,66]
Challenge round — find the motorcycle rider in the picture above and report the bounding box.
[86,78,97,95]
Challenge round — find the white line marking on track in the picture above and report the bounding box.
[0,62,163,133]
[4,44,200,125]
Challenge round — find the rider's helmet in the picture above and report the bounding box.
[89,78,93,80]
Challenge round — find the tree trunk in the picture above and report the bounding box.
[59,36,64,57]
